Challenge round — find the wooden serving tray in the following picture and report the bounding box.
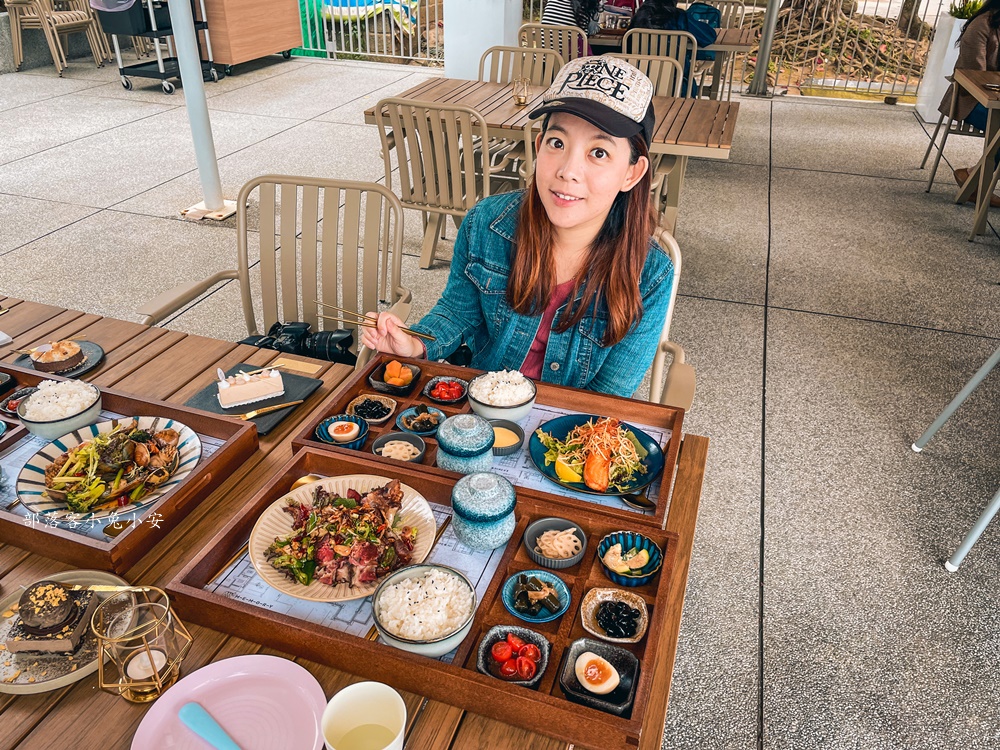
[168,447,679,750]
[291,354,684,529]
[0,364,258,574]
[0,413,26,453]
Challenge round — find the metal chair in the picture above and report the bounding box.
[7,0,106,74]
[479,44,564,85]
[697,0,745,100]
[519,22,587,62]
[613,54,686,226]
[137,176,410,370]
[921,85,983,193]
[911,346,1000,571]
[622,28,698,97]
[374,97,508,270]
[648,228,695,410]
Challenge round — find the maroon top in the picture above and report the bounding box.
[521,279,577,379]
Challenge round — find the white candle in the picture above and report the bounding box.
[126,648,167,680]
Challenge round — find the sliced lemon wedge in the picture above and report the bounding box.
[555,456,582,483]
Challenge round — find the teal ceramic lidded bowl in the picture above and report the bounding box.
[451,472,517,550]
[436,413,495,474]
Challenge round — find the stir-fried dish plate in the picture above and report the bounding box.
[249,474,436,603]
[16,417,202,521]
[528,415,664,497]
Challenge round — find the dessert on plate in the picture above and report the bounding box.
[4,581,97,654]
[217,368,284,409]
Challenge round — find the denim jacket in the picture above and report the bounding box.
[411,192,674,397]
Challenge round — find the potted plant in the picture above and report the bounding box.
[916,0,983,122]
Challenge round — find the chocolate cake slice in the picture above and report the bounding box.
[5,583,97,654]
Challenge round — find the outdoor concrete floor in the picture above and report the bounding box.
[1,54,1000,750]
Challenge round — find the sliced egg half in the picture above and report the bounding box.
[574,651,620,695]
[330,420,361,443]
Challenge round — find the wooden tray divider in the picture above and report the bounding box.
[168,447,679,749]
[0,363,258,574]
[291,353,684,529]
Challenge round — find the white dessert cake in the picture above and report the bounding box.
[217,368,285,409]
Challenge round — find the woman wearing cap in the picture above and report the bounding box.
[361,56,674,397]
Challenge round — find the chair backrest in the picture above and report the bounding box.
[700,0,745,28]
[622,28,698,96]
[519,22,587,62]
[235,175,409,349]
[479,45,565,86]
[613,53,684,98]
[374,97,493,214]
[648,226,688,405]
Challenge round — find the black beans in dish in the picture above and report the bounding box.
[596,600,641,639]
[353,398,390,420]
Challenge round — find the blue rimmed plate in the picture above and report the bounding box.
[501,569,571,624]
[15,416,202,522]
[527,414,664,498]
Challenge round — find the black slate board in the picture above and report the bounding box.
[185,363,323,435]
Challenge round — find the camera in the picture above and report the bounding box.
[239,321,357,366]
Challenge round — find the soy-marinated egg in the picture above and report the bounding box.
[574,651,620,695]
[330,421,360,443]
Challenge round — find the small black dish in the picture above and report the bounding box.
[0,387,38,416]
[558,637,640,717]
[476,625,550,689]
[421,375,469,405]
[367,361,421,397]
[0,373,14,397]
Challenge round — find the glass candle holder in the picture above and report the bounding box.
[90,586,193,703]
[512,77,531,106]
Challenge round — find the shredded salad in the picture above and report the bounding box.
[535,417,648,493]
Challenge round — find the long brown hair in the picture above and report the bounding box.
[507,129,656,347]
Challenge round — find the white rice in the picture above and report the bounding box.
[377,569,473,641]
[22,380,98,421]
[470,370,535,406]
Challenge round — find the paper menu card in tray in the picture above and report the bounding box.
[291,355,684,529]
[169,447,681,750]
[0,363,258,574]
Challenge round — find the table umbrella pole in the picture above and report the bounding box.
[167,0,236,220]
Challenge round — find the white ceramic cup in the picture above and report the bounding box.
[322,681,406,750]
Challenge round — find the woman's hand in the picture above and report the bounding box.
[359,312,424,358]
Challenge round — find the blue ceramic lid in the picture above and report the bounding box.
[436,414,495,457]
[451,473,516,523]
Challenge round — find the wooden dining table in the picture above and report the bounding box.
[0,295,708,750]
[364,76,738,234]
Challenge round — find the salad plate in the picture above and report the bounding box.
[248,473,436,603]
[528,414,664,498]
[131,654,327,750]
[16,416,202,522]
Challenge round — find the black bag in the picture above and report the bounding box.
[239,321,357,366]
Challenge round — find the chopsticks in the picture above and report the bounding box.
[314,301,435,342]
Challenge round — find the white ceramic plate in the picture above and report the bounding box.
[249,474,436,603]
[130,654,327,750]
[16,416,202,522]
[0,569,128,695]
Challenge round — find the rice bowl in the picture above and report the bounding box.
[467,371,537,422]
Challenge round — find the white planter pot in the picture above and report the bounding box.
[916,13,964,123]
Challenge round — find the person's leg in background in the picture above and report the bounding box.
[953,103,1000,206]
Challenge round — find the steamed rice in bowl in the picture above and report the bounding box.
[21,380,99,422]
[469,370,535,407]
[372,565,477,656]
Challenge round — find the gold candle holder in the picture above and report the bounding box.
[512,77,531,107]
[91,586,192,703]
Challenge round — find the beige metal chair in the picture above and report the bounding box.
[7,0,106,75]
[479,44,564,86]
[613,53,688,228]
[622,29,698,97]
[519,22,587,62]
[137,176,410,370]
[648,228,695,409]
[375,97,508,270]
[921,93,983,193]
[697,0,745,100]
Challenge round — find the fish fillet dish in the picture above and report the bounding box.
[266,479,417,587]
[535,417,647,493]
